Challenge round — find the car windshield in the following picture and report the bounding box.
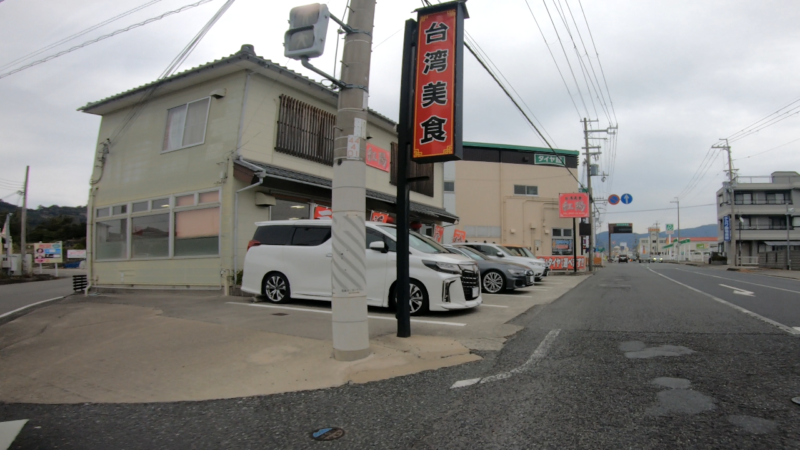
[497,246,516,256]
[457,246,486,261]
[512,246,536,257]
[377,226,447,254]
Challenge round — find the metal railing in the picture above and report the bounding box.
[734,199,792,205]
[735,176,773,184]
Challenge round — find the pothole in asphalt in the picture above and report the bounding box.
[646,389,716,416]
[651,377,691,389]
[619,341,695,359]
[727,415,778,434]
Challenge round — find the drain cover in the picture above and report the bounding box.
[792,397,800,406]
[272,313,288,316]
[311,427,345,441]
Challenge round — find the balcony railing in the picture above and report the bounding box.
[738,224,790,231]
[735,176,772,184]
[734,199,792,205]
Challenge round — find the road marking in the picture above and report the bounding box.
[0,296,65,320]
[480,304,509,308]
[484,294,534,298]
[794,327,800,332]
[0,419,28,449]
[719,284,755,296]
[451,329,561,389]
[672,268,800,294]
[226,302,467,327]
[647,268,799,335]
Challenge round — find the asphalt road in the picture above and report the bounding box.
[646,263,800,332]
[2,264,799,449]
[0,277,74,318]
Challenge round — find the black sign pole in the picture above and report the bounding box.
[608,224,612,263]
[395,18,418,338]
[573,217,577,273]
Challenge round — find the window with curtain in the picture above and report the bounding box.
[163,98,210,152]
[174,207,220,256]
[96,219,127,260]
[131,214,169,258]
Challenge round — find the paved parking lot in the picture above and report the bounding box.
[0,275,588,403]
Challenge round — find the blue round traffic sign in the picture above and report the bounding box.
[621,193,633,204]
[608,194,620,205]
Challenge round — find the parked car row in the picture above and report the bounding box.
[241,220,550,316]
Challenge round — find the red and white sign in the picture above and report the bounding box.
[370,211,389,223]
[313,206,332,220]
[452,229,466,243]
[433,225,444,243]
[366,143,390,172]
[538,255,586,271]
[558,193,590,218]
[412,6,461,162]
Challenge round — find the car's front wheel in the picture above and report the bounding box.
[262,272,290,303]
[392,280,429,316]
[482,271,505,294]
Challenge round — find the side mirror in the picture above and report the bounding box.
[496,252,504,257]
[369,241,387,252]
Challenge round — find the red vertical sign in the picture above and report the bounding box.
[412,3,465,162]
[434,225,444,243]
[452,229,466,243]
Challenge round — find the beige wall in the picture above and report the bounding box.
[453,160,580,256]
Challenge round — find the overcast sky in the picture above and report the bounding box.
[1,0,799,233]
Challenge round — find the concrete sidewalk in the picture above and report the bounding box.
[0,275,587,404]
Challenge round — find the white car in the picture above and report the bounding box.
[242,220,482,315]
[454,243,546,279]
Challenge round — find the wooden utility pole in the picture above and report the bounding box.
[714,140,735,265]
[20,166,29,275]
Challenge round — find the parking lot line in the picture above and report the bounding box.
[483,295,534,298]
[226,302,467,327]
[480,304,509,308]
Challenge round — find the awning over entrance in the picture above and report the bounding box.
[234,158,459,223]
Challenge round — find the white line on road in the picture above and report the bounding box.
[794,327,800,332]
[226,302,467,327]
[672,268,800,295]
[0,296,65,320]
[719,284,755,296]
[647,268,799,335]
[451,329,562,389]
[484,294,534,298]
[0,419,28,450]
[480,304,509,308]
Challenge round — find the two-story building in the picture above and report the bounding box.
[442,142,583,256]
[715,171,800,265]
[79,44,455,291]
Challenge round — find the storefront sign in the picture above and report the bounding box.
[609,223,633,234]
[539,255,585,271]
[366,143,391,172]
[558,193,590,218]
[314,206,332,220]
[452,229,466,243]
[723,216,731,242]
[370,211,389,223]
[34,242,62,264]
[434,225,444,243]
[411,2,466,163]
[551,239,573,256]
[67,249,87,259]
[534,154,565,166]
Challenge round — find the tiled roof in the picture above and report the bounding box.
[237,158,457,222]
[78,44,397,126]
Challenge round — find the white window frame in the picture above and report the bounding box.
[161,97,211,154]
[94,188,222,262]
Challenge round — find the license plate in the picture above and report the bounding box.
[472,287,479,298]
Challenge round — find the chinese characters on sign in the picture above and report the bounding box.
[365,143,390,172]
[412,4,464,162]
[558,193,590,219]
[452,229,466,243]
[434,225,444,243]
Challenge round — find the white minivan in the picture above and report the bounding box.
[241,220,482,315]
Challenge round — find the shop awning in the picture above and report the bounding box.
[234,159,459,223]
[765,241,800,246]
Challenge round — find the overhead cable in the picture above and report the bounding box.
[0,0,165,73]
[735,136,800,160]
[541,0,590,118]
[577,0,617,123]
[0,0,218,81]
[604,203,716,214]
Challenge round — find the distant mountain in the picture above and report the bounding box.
[1,201,87,249]
[596,224,718,250]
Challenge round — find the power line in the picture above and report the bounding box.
[0,0,165,73]
[604,203,716,214]
[552,0,599,121]
[577,0,617,124]
[734,136,800,160]
[725,96,800,142]
[728,107,800,143]
[541,0,590,118]
[0,0,218,81]
[521,0,581,119]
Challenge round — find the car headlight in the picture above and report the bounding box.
[423,260,462,274]
[508,268,527,276]
[458,263,478,273]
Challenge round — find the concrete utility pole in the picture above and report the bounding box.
[330,0,376,362]
[714,139,735,265]
[670,197,680,260]
[20,165,29,275]
[583,119,616,270]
